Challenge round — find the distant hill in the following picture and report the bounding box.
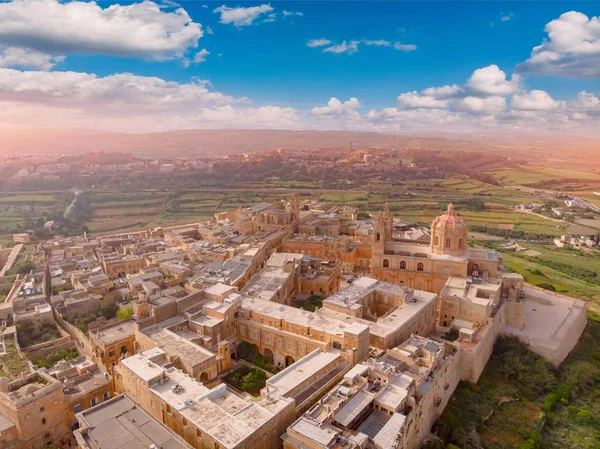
[0,128,598,166]
[0,128,502,157]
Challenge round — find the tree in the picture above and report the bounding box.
[11,260,35,275]
[117,306,133,321]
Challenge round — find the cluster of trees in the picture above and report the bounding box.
[293,294,323,312]
[224,365,267,396]
[412,150,506,186]
[429,333,600,449]
[469,225,554,240]
[16,321,61,348]
[32,348,79,369]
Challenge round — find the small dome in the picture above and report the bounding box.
[432,204,467,230]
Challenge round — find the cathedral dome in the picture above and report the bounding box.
[430,204,468,256]
[432,204,467,232]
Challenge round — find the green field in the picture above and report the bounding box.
[0,192,70,234]
[476,242,600,309]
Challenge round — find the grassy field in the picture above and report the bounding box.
[476,242,600,309]
[489,167,600,187]
[2,174,587,238]
[83,190,315,233]
[0,192,70,233]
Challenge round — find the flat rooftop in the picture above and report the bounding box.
[241,266,292,301]
[267,349,340,397]
[505,288,586,342]
[240,296,369,337]
[94,321,136,345]
[142,327,215,367]
[75,394,191,449]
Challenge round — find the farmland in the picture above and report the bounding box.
[0,192,70,234]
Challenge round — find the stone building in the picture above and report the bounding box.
[235,194,300,235]
[370,204,501,293]
[0,372,72,449]
[114,348,296,449]
[89,320,137,371]
[73,393,193,449]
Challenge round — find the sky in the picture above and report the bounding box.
[0,0,599,135]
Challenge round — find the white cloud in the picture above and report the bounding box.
[364,39,391,47]
[262,13,276,23]
[0,0,203,61]
[0,67,300,131]
[516,11,600,77]
[310,97,361,119]
[183,48,209,66]
[500,12,514,22]
[393,65,516,113]
[323,41,360,55]
[316,39,416,54]
[465,65,519,97]
[569,91,600,116]
[511,90,561,111]
[0,46,65,71]
[206,26,214,35]
[393,42,417,52]
[421,85,462,100]
[213,4,273,27]
[282,10,303,17]
[453,96,506,115]
[397,92,450,109]
[307,39,331,48]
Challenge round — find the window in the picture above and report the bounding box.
[197,429,202,437]
[39,406,45,412]
[91,398,97,407]
[108,350,115,358]
[443,265,450,275]
[332,341,342,350]
[459,238,463,248]
[417,263,424,272]
[376,232,381,242]
[434,236,439,246]
[183,418,188,426]
[44,433,50,439]
[383,259,389,268]
[320,335,325,342]
[41,418,47,425]
[103,392,111,401]
[74,404,81,413]
[166,405,171,413]
[445,238,451,248]
[400,261,406,270]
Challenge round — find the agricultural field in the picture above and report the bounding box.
[0,192,70,234]
[81,190,318,233]
[488,166,600,193]
[477,242,600,310]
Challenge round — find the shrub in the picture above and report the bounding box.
[574,409,596,426]
[536,283,556,292]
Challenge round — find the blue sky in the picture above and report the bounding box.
[65,1,598,107]
[0,0,599,133]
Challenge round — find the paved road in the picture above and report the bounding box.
[63,189,82,219]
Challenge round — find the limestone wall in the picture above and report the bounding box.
[459,303,506,383]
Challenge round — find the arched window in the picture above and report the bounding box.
[376,232,381,242]
[383,259,389,268]
[417,263,424,272]
[445,238,451,248]
[400,261,407,270]
[459,238,463,248]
